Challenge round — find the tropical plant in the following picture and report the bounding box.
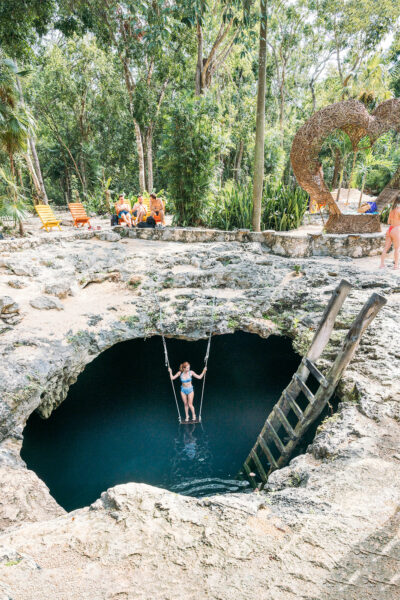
[160,95,220,226]
[262,182,308,231]
[207,183,253,230]
[355,148,395,206]
[0,166,30,235]
[0,55,31,175]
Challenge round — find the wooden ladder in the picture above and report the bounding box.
[242,279,387,488]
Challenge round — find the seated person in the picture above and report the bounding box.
[149,193,165,225]
[357,200,378,214]
[115,194,133,227]
[132,195,147,225]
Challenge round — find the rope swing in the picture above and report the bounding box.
[156,294,216,424]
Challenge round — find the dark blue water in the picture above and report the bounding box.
[21,332,301,511]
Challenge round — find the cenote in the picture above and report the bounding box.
[22,332,307,512]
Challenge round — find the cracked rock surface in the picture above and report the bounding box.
[0,234,399,599]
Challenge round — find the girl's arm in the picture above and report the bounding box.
[191,368,207,379]
[168,368,181,380]
[388,210,394,225]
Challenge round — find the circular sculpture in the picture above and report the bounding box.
[290,99,400,233]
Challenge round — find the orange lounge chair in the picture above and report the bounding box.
[142,197,162,224]
[68,202,91,228]
[35,204,62,232]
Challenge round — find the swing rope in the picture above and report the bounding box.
[199,296,216,422]
[155,293,216,424]
[157,300,183,423]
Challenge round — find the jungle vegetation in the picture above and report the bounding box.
[1,0,400,231]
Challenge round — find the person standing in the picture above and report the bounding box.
[380,195,400,270]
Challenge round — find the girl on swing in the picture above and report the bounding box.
[168,362,207,421]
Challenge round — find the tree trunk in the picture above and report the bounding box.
[331,149,341,189]
[310,81,316,113]
[346,151,358,205]
[16,74,49,204]
[146,128,154,192]
[359,173,367,206]
[29,137,48,204]
[234,140,244,182]
[195,20,204,95]
[279,70,285,146]
[24,152,42,203]
[134,120,146,192]
[336,167,344,203]
[252,0,268,232]
[80,150,87,197]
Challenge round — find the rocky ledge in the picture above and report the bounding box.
[0,233,399,599]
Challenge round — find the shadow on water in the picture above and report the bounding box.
[22,332,301,511]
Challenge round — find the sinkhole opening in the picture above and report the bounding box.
[21,332,334,512]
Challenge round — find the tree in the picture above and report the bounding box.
[57,1,189,193]
[252,0,268,232]
[159,94,219,225]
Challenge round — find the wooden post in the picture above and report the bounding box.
[298,279,352,380]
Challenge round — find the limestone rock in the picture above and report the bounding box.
[30,296,64,311]
[0,297,22,326]
[43,281,73,299]
[7,279,26,289]
[95,231,121,242]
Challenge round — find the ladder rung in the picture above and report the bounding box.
[250,450,268,482]
[242,461,258,486]
[294,374,315,404]
[274,406,298,441]
[265,420,286,454]
[258,436,279,469]
[283,390,304,422]
[303,357,328,388]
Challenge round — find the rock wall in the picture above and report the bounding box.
[0,233,399,599]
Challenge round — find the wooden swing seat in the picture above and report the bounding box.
[180,418,202,425]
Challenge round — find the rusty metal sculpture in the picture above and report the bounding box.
[290,99,400,233]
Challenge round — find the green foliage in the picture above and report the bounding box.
[262,182,308,231]
[0,166,31,235]
[205,181,308,231]
[380,204,390,224]
[160,94,220,226]
[207,182,253,230]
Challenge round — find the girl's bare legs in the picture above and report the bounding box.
[393,228,400,269]
[180,391,189,420]
[187,392,196,420]
[380,232,392,268]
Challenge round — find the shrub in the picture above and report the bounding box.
[205,181,308,232]
[159,94,220,226]
[262,182,308,231]
[207,182,253,230]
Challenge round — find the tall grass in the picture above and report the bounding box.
[208,184,253,230]
[205,181,308,231]
[262,182,308,231]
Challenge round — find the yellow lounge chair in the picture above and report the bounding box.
[35,204,62,232]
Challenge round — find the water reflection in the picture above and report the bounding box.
[166,424,249,496]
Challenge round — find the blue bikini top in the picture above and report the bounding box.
[180,371,192,383]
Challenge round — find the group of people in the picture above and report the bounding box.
[115,193,165,227]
